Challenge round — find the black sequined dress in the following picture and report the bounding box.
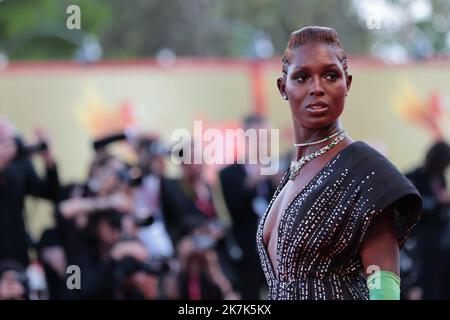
[257,141,422,300]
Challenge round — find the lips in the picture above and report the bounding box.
[307,101,329,109]
[306,101,329,114]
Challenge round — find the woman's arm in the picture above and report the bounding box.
[360,206,400,299]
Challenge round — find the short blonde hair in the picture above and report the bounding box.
[281,26,348,78]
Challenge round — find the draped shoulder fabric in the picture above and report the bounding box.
[257,141,422,300]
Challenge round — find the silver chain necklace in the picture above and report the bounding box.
[293,129,344,147]
[289,131,347,181]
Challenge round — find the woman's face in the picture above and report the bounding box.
[279,43,352,130]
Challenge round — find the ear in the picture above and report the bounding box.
[345,74,353,95]
[277,77,288,100]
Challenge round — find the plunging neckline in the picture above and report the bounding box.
[260,141,361,281]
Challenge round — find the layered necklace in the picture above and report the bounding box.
[293,130,344,147]
[289,131,347,181]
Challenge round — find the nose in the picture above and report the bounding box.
[309,76,325,97]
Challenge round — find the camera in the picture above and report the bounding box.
[114,255,170,279]
[116,166,143,187]
[14,136,48,158]
[133,215,154,227]
[138,138,169,158]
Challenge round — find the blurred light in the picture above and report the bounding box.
[26,263,47,299]
[74,34,103,63]
[400,253,413,271]
[156,48,177,67]
[252,31,274,59]
[353,0,406,31]
[0,51,9,71]
[372,42,409,63]
[411,30,434,59]
[408,0,432,22]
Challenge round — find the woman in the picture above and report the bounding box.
[257,26,422,300]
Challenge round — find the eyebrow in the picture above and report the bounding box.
[291,63,340,71]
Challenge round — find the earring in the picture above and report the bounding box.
[283,95,288,100]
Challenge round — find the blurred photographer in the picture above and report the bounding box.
[219,115,275,300]
[38,154,135,299]
[133,135,174,259]
[54,208,124,299]
[176,229,239,300]
[92,129,174,259]
[161,140,239,299]
[0,119,60,266]
[58,155,135,224]
[161,140,219,243]
[111,240,169,299]
[405,141,450,299]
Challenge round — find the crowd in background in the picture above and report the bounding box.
[1,116,450,300]
[0,116,283,300]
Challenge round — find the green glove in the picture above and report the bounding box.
[367,271,400,300]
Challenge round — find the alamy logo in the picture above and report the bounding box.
[66,265,81,290]
[366,11,382,30]
[66,5,81,30]
[170,121,279,175]
[366,265,381,290]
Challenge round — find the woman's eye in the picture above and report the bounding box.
[325,72,339,81]
[295,74,308,82]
